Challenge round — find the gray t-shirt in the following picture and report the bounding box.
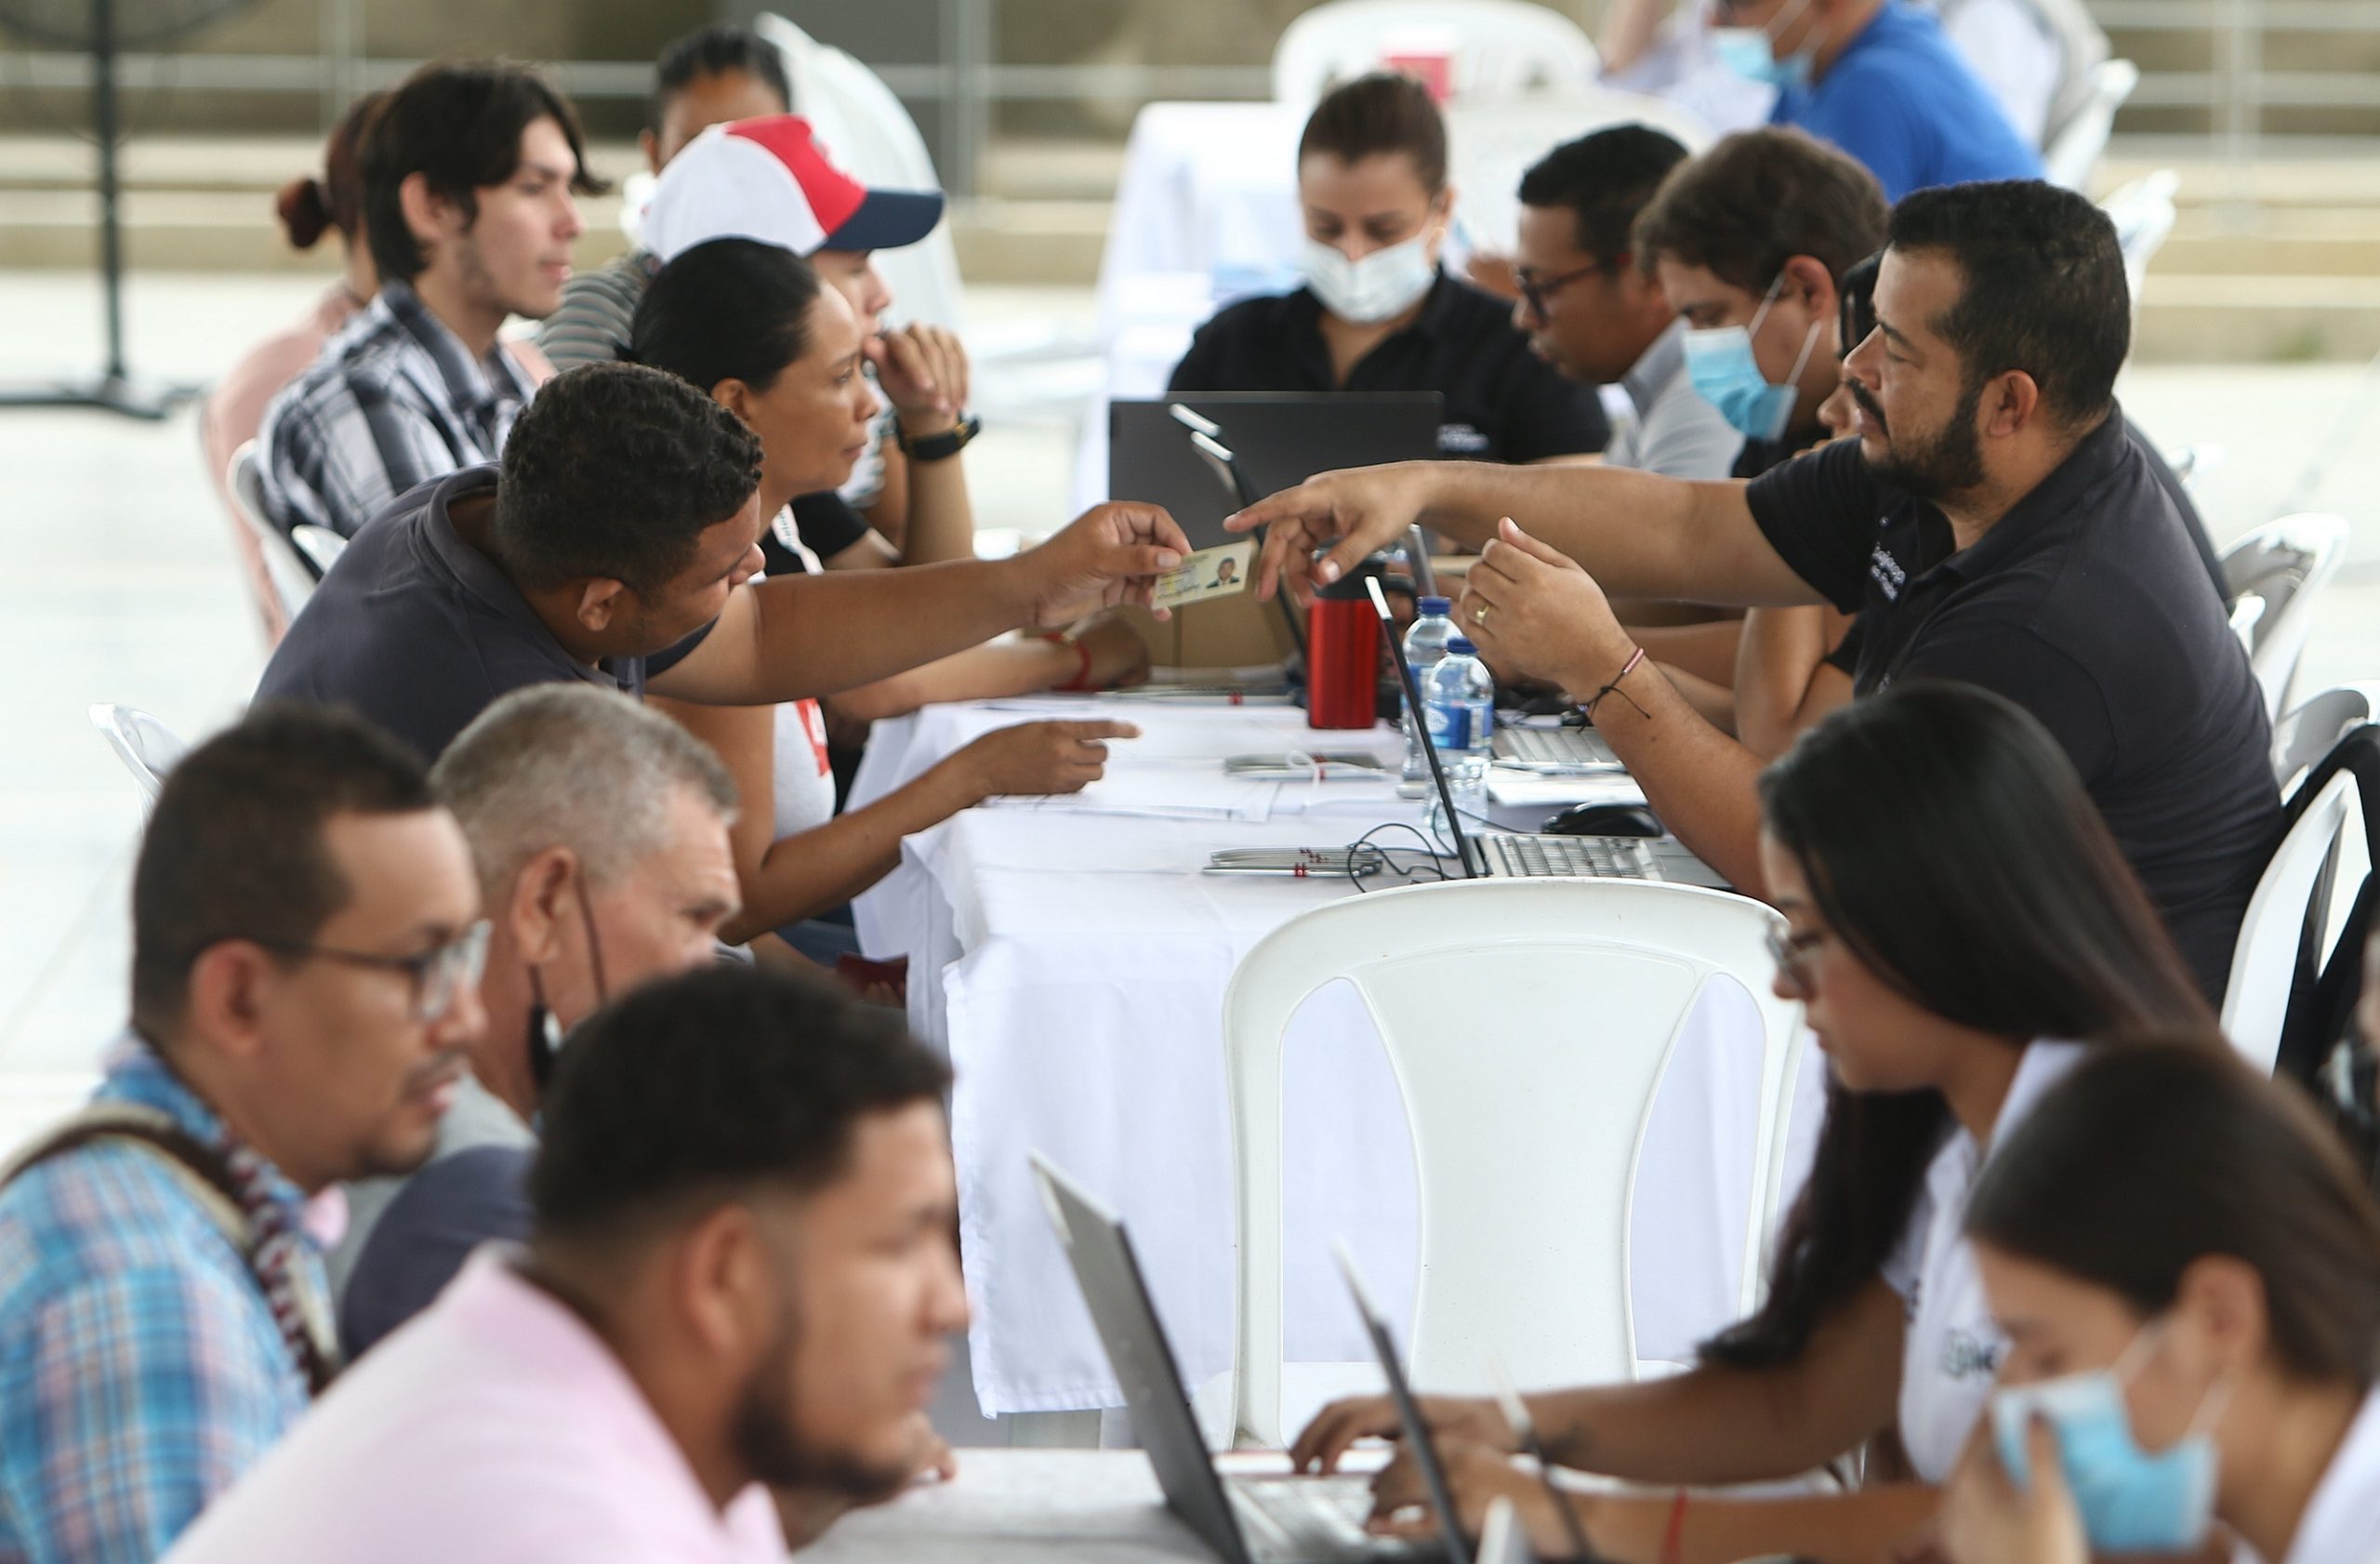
[331,1073,536,1358]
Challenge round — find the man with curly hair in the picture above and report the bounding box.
[253,361,1189,761]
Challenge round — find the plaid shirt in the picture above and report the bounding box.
[0,1042,317,1564]
[255,278,537,539]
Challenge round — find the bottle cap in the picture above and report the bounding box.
[1448,637,1477,655]
[1418,596,1452,616]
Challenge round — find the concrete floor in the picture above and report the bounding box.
[3,262,2377,1096]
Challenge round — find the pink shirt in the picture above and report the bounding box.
[162,1250,785,1564]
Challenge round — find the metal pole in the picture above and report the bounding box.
[939,0,991,198]
[2221,0,2263,215]
[92,0,128,385]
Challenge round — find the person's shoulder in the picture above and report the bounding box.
[1196,289,1299,338]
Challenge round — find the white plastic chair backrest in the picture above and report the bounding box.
[0,1073,102,1167]
[86,704,188,814]
[2228,593,2265,658]
[2223,770,2360,1073]
[2099,167,2177,304]
[2273,685,2380,793]
[289,524,348,577]
[2043,58,2138,190]
[2219,513,2350,723]
[1272,0,1602,108]
[227,442,317,626]
[756,13,968,338]
[1223,878,1800,1447]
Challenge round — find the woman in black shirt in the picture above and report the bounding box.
[1167,72,1607,465]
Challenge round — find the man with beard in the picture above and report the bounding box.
[1230,179,2278,1002]
[163,964,964,1564]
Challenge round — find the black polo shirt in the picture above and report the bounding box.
[1166,271,1608,463]
[1745,407,2281,999]
[759,492,872,577]
[254,466,710,760]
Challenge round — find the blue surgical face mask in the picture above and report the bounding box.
[1990,1320,2234,1555]
[1682,274,1823,442]
[1712,0,1821,86]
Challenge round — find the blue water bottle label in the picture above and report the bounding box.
[1425,700,1468,749]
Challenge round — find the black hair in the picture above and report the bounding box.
[629,238,824,395]
[493,361,762,597]
[131,703,437,1040]
[1885,180,2130,430]
[1297,72,1448,194]
[1633,127,1887,290]
[530,963,952,1244]
[274,91,383,250]
[359,60,608,285]
[1835,251,1882,358]
[651,24,792,132]
[1516,124,1690,264]
[1970,1044,2380,1389]
[1702,682,2214,1369]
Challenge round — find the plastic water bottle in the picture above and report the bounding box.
[1425,638,1495,814]
[1401,596,1457,782]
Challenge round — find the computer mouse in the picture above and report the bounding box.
[1541,802,1664,839]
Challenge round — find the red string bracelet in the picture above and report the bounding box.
[1055,638,1095,693]
[1659,1487,1688,1564]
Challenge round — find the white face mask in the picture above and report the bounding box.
[1301,232,1439,325]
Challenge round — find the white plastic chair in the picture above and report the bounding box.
[2223,769,2360,1073]
[0,1073,101,1166]
[290,524,348,577]
[2219,513,2351,723]
[1272,0,1602,108]
[1444,97,1713,254]
[228,443,318,625]
[1223,878,1803,1448]
[2100,168,2178,307]
[2272,684,2380,792]
[2043,58,2138,191]
[2228,594,2265,658]
[87,704,189,814]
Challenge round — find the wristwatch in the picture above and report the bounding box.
[898,413,981,463]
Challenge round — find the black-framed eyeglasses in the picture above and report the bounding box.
[248,919,492,1023]
[1516,258,1620,321]
[1765,925,1825,992]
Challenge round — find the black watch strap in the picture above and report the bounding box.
[900,414,981,463]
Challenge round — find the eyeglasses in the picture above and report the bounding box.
[1515,258,1620,322]
[249,919,492,1023]
[1765,925,1825,993]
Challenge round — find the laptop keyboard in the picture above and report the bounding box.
[1493,726,1618,767]
[1480,833,1660,880]
[1232,1476,1382,1560]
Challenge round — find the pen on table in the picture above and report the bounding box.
[1488,1352,1598,1561]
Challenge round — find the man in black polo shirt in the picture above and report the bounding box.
[256,361,1189,762]
[1232,180,2279,999]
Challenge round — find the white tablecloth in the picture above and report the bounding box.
[799,1450,1210,1562]
[853,697,1810,1421]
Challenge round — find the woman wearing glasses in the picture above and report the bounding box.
[1295,681,2215,1563]
[1938,1044,2380,1564]
[1165,72,1607,468]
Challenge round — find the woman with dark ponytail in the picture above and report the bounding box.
[1290,681,2215,1562]
[1942,1045,2380,1564]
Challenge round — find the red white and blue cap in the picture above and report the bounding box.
[641,114,945,262]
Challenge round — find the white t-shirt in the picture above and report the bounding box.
[2281,1386,2380,1564]
[1880,1040,2087,1482]
[773,696,839,841]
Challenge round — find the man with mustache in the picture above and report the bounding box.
[165,964,967,1564]
[0,706,484,1563]
[1232,179,2279,1002]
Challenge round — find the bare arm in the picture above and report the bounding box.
[828,616,1149,724]
[1299,1278,1907,1490]
[650,503,1187,708]
[657,692,1135,937]
[1734,606,1858,762]
[1461,523,1775,893]
[1631,618,1747,688]
[1227,461,1820,611]
[860,325,977,565]
[1597,0,1674,75]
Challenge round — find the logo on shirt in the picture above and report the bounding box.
[1937,1326,2006,1383]
[1869,544,1907,602]
[1436,422,1489,454]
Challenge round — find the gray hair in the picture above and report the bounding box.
[431,683,738,899]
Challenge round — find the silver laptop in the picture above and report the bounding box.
[1031,1153,1437,1564]
[1366,578,1725,887]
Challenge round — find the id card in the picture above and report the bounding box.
[1151,541,1255,610]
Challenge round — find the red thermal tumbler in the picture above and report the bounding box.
[1305,574,1382,730]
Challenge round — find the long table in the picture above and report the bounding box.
[852,696,1802,1423]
